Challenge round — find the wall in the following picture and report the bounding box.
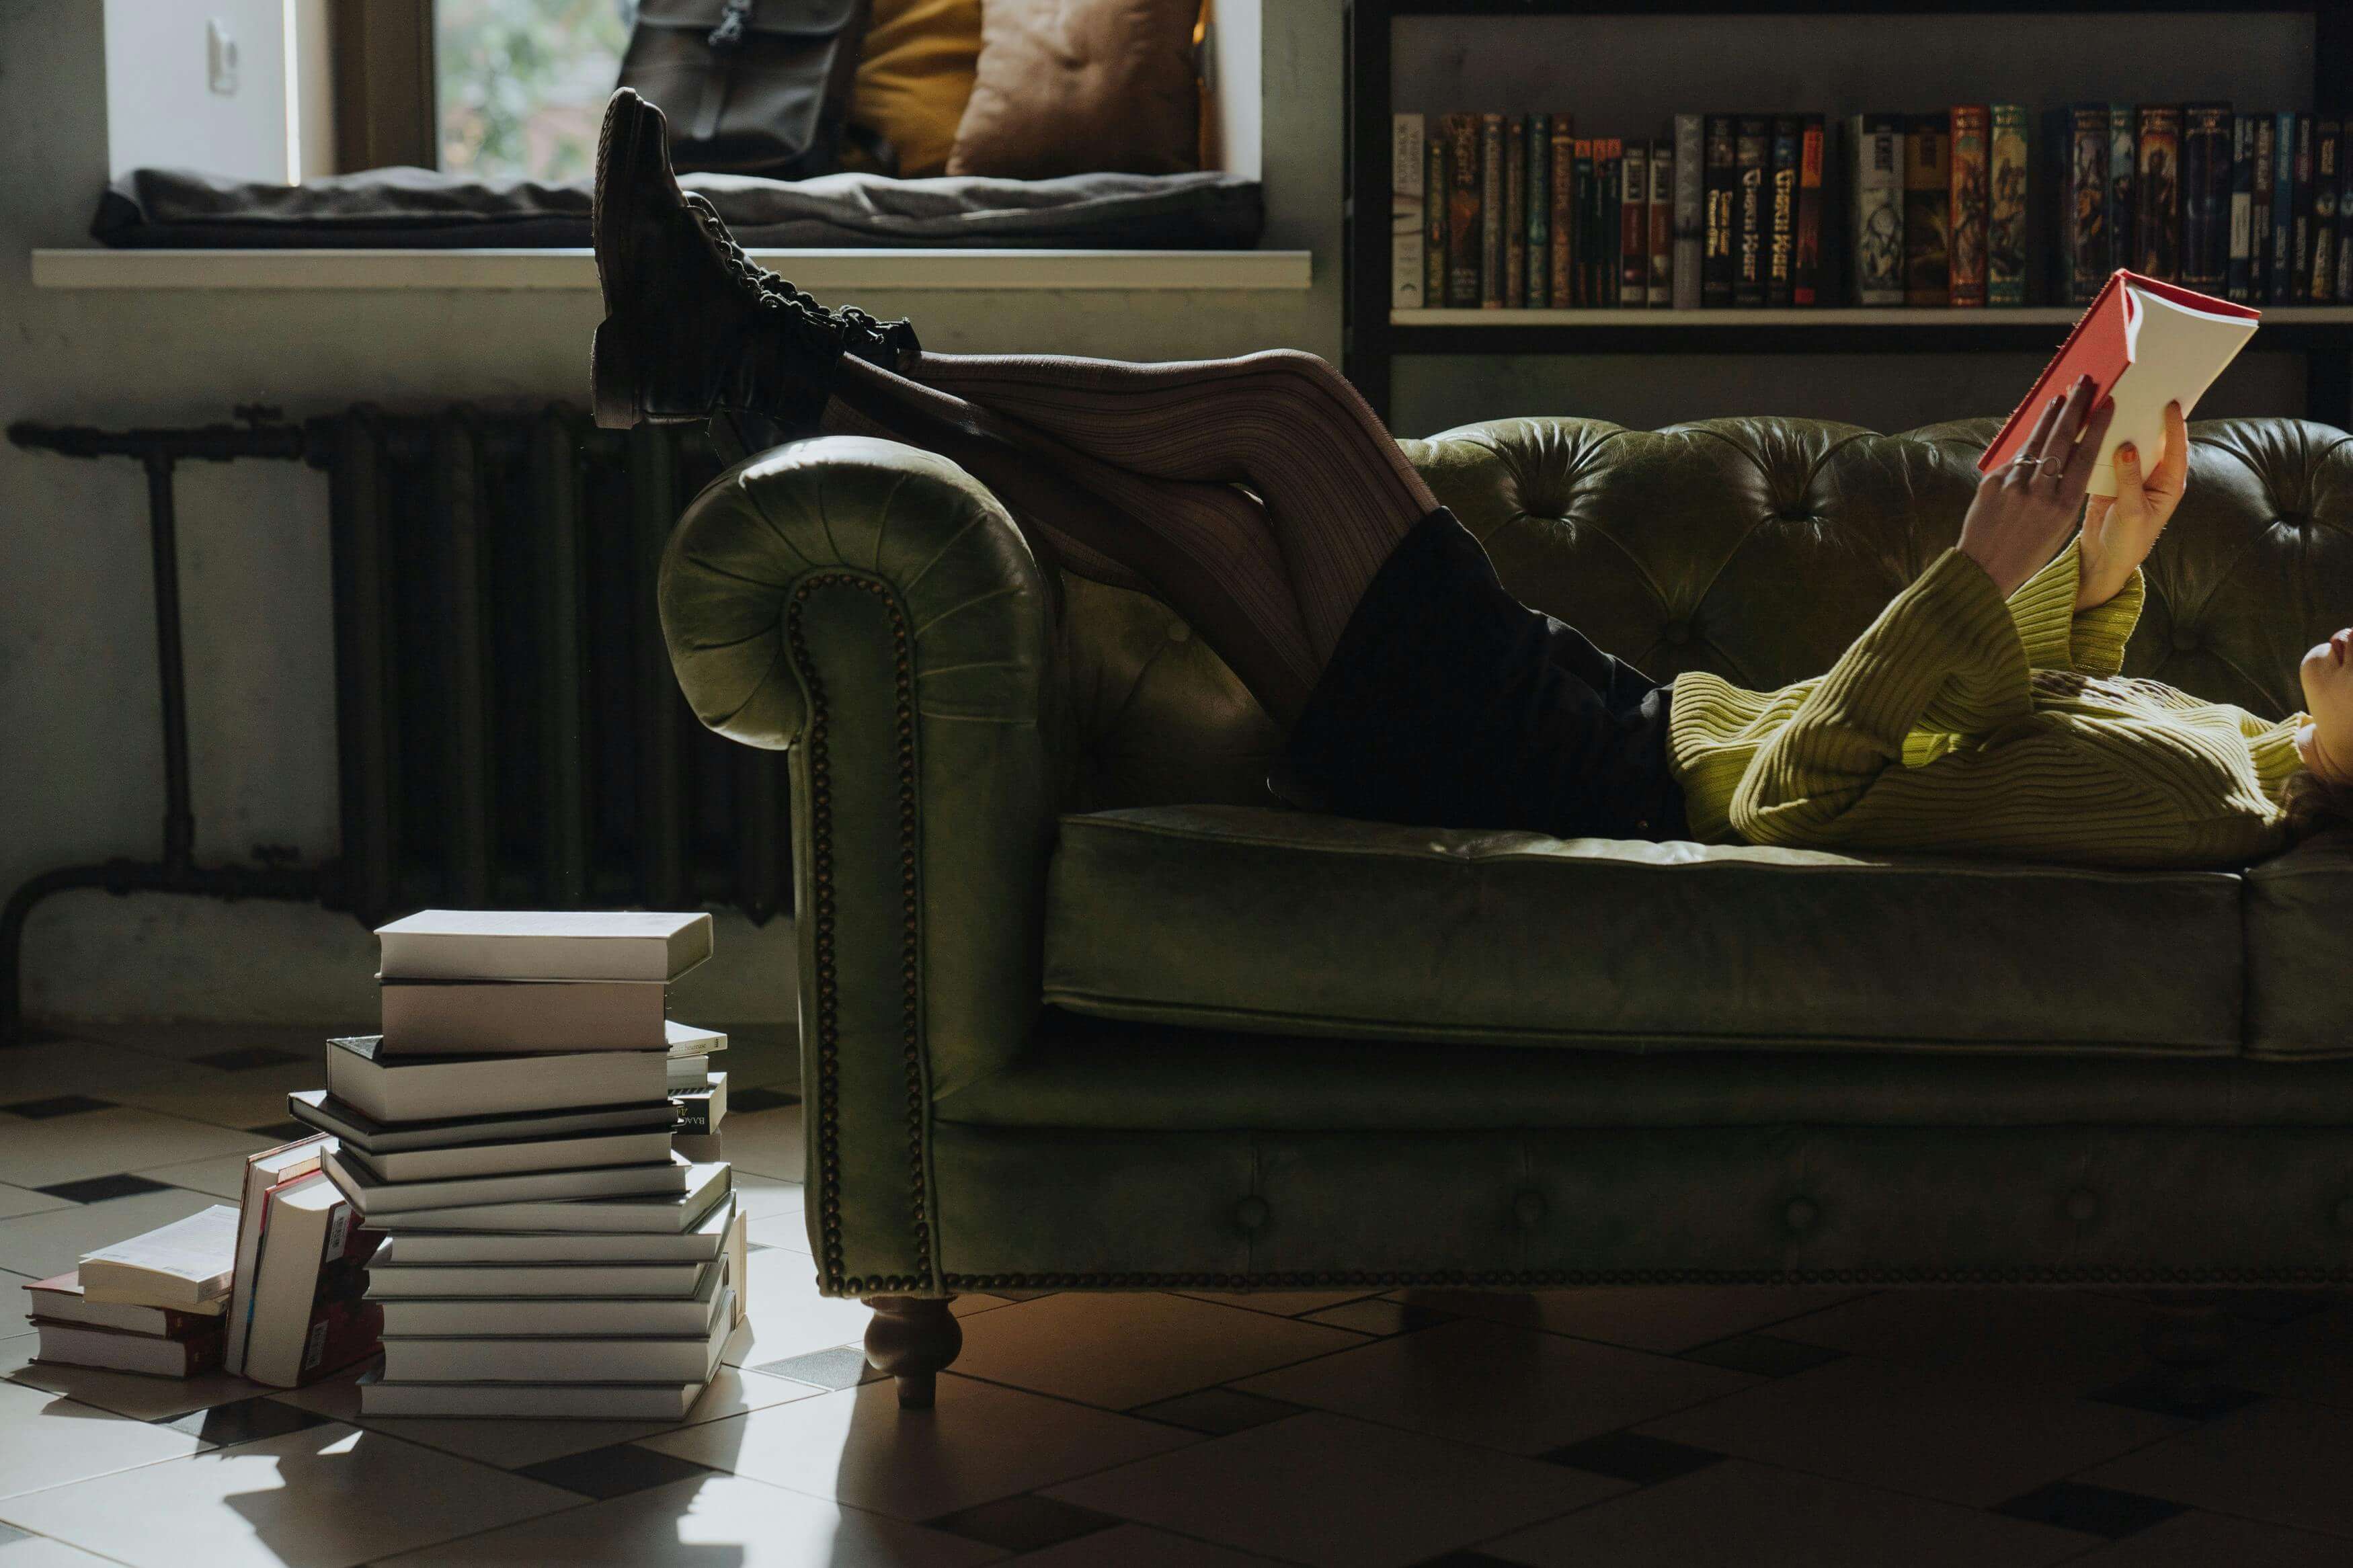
[0,0,1343,1028]
[104,0,292,182]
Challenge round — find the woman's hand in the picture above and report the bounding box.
[2076,399,2188,610]
[1958,373,2115,598]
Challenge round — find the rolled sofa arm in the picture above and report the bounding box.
[660,436,1059,1296]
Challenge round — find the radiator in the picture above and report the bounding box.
[314,406,791,929]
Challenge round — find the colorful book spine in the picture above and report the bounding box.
[2311,119,2340,302]
[1734,115,1768,306]
[2180,102,2231,290]
[1850,113,1905,306]
[1702,114,1737,306]
[1987,104,2028,305]
[1480,112,1505,308]
[1571,139,1595,304]
[1600,141,1623,306]
[2227,113,2257,302]
[2134,104,2182,282]
[2290,112,2316,298]
[1548,115,1574,306]
[1423,122,1448,307]
[1765,114,1799,306]
[2337,134,2353,302]
[1948,106,1989,306]
[2108,105,2137,278]
[1620,143,1648,307]
[1503,118,1527,308]
[2253,114,2278,301]
[1525,116,1551,307]
[2054,105,2109,305]
[1904,112,1950,306]
[1390,114,1425,309]
[1672,114,1704,309]
[1793,114,1825,306]
[2268,110,2297,303]
[1444,114,1481,308]
[1648,139,1674,306]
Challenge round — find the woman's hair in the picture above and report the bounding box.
[2284,766,2353,842]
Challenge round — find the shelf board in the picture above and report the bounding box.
[32,247,1315,293]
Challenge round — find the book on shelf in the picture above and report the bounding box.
[1480,112,1505,308]
[1570,139,1595,304]
[286,1087,675,1153]
[24,1272,218,1338]
[1793,115,1826,306]
[368,1192,736,1266]
[1391,113,1424,308]
[2053,105,2109,306]
[225,1133,336,1374]
[1548,114,1574,304]
[2251,115,2278,300]
[2336,134,2353,301]
[1702,114,1737,307]
[2134,105,2183,282]
[1987,104,2028,305]
[1620,138,1648,307]
[2268,111,2297,304]
[1734,115,1767,306]
[1444,114,1480,307]
[2312,119,2340,302]
[358,1376,713,1421]
[377,977,668,1056]
[1525,115,1551,308]
[1851,113,1905,306]
[1671,114,1704,309]
[1503,116,1527,308]
[31,1319,224,1377]
[339,1123,678,1185]
[325,1033,669,1124]
[2227,112,2258,302]
[366,1251,725,1300]
[2181,102,2233,291]
[2289,112,2316,299]
[375,1259,731,1338]
[1981,270,2257,499]
[243,1171,381,1388]
[1599,138,1624,306]
[78,1203,238,1311]
[1648,138,1674,306]
[321,1146,692,1218]
[2108,105,2138,278]
[380,1160,733,1233]
[1948,105,1989,306]
[1423,124,1448,306]
[374,909,712,983]
[1765,114,1799,307]
[1903,113,1950,306]
[378,1287,735,1383]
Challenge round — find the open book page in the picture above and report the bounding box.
[2090,282,2260,497]
[80,1204,239,1296]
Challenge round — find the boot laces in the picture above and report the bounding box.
[682,192,919,364]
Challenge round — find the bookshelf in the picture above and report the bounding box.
[1344,0,2353,428]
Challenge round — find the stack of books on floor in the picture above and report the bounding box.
[291,909,748,1419]
[22,1204,241,1376]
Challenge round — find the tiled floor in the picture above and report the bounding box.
[2,1026,2352,1566]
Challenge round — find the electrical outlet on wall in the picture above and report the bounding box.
[206,15,239,95]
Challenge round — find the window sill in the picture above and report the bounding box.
[32,247,1313,292]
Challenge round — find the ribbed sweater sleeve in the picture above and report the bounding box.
[2005,539,2145,677]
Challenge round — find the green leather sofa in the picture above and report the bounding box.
[660,414,2353,1405]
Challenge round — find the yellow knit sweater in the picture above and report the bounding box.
[1667,540,2311,868]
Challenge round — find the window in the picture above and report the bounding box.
[436,0,635,181]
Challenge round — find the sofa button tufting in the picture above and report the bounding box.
[1233,1196,1269,1233]
[2174,630,2201,653]
[2065,1189,2100,1223]
[1513,1190,1548,1230]
[1784,1197,1818,1233]
[1167,622,1191,643]
[1661,619,1693,647]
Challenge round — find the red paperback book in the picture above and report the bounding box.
[1979,270,2257,497]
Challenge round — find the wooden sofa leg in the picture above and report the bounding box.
[865,1296,963,1409]
[2139,1290,2233,1409]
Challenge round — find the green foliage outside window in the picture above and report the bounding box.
[438,0,634,181]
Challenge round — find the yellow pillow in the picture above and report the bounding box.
[852,0,984,179]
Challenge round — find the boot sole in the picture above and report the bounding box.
[591,92,652,430]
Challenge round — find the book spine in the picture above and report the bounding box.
[1549,115,1575,306]
[1503,118,1527,308]
[2132,105,2182,282]
[1851,113,1905,305]
[1601,142,1623,306]
[2270,110,2297,302]
[1903,112,1950,306]
[1649,138,1675,306]
[1702,114,1737,306]
[1763,115,1798,306]
[2107,105,2137,278]
[1525,115,1550,307]
[1391,114,1425,309]
[1791,114,1825,306]
[1444,114,1482,308]
[1621,139,1649,306]
[1734,115,1767,306]
[2254,114,2278,301]
[2180,102,2231,290]
[2059,105,2108,304]
[1948,105,1989,306]
[2290,112,2316,299]
[2338,131,2353,302]
[2312,118,2340,302]
[1987,104,2026,305]
[2227,113,2256,302]
[1480,113,1505,308]
[1423,122,1448,306]
[1672,113,1704,309]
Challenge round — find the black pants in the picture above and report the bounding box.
[1275,509,1687,841]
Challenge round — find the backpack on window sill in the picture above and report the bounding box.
[618,0,887,179]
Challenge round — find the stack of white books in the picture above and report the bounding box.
[292,910,748,1419]
[23,1206,242,1376]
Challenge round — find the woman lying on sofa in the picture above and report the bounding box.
[593,89,2353,870]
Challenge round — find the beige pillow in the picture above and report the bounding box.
[851,0,984,179]
[946,0,1201,179]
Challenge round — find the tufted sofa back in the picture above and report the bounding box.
[1049,415,2353,815]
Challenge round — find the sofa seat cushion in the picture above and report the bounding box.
[2244,827,2353,1060]
[1041,805,2245,1055]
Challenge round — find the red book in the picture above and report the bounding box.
[1979,270,2257,497]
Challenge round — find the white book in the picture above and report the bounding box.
[325,1035,668,1124]
[378,979,669,1055]
[377,1262,729,1337]
[380,1287,734,1382]
[366,1253,720,1299]
[340,1126,675,1185]
[360,1377,709,1420]
[1673,113,1706,309]
[376,909,713,983]
[287,1087,674,1153]
[672,1072,728,1137]
[34,1321,222,1377]
[666,1022,726,1058]
[244,1173,370,1389]
[376,1194,734,1265]
[79,1204,239,1310]
[1392,112,1425,308]
[382,1161,732,1233]
[24,1273,216,1337]
[321,1148,690,1217]
[225,1134,337,1374]
[666,1059,712,1094]
[1851,113,1907,305]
